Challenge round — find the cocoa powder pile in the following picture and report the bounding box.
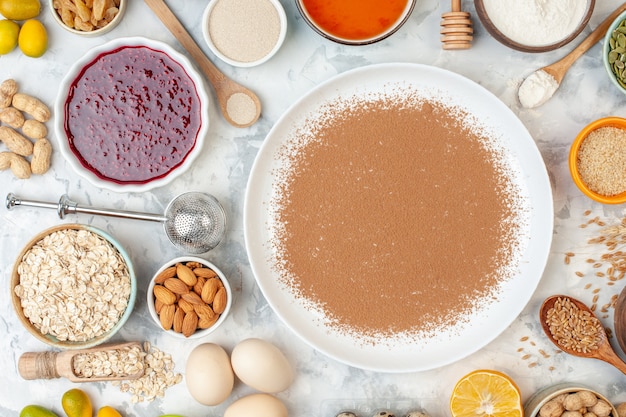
[270,88,526,343]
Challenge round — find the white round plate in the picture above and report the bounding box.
[55,36,210,193]
[244,63,553,372]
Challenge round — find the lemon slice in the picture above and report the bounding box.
[450,369,523,417]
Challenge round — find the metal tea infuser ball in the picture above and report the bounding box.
[6,192,226,254]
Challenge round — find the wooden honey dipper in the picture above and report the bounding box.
[440,0,473,50]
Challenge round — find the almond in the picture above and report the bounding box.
[193,267,217,278]
[164,277,190,295]
[201,277,220,304]
[194,303,216,320]
[181,291,204,305]
[155,266,177,284]
[193,276,205,296]
[155,298,164,314]
[198,314,219,329]
[182,311,199,337]
[177,263,197,287]
[173,306,185,333]
[159,304,176,330]
[178,297,195,314]
[186,261,203,269]
[213,287,228,314]
[154,285,177,305]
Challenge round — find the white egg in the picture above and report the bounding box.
[224,393,288,417]
[231,338,294,393]
[185,343,234,405]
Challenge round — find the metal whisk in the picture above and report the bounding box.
[6,192,226,254]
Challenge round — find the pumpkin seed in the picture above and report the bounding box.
[607,19,626,86]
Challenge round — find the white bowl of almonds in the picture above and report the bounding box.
[50,0,126,36]
[148,256,232,339]
[524,384,618,417]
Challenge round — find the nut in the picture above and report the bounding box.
[181,291,203,306]
[0,151,31,179]
[213,287,227,314]
[0,126,33,156]
[194,267,217,278]
[181,311,199,337]
[153,285,177,305]
[176,263,197,287]
[173,306,185,333]
[163,278,189,295]
[159,304,175,330]
[201,277,220,304]
[0,107,25,128]
[21,119,47,139]
[30,138,52,175]
[0,79,17,108]
[155,266,177,284]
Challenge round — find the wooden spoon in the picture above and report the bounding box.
[440,0,473,50]
[18,342,145,382]
[519,3,626,108]
[144,0,261,128]
[539,295,626,375]
[613,285,626,355]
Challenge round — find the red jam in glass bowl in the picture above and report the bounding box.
[63,44,203,184]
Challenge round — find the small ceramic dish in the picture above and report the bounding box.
[11,224,136,349]
[54,37,210,193]
[202,0,287,67]
[603,10,626,95]
[525,383,618,417]
[50,0,127,36]
[569,116,626,204]
[147,256,232,339]
[295,0,416,45]
[474,0,595,53]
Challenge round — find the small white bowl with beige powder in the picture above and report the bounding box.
[202,0,287,67]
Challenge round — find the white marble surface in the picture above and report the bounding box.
[2,0,626,416]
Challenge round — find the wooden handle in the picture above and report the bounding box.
[18,351,61,380]
[547,2,626,82]
[451,0,461,13]
[143,0,225,90]
[143,0,262,127]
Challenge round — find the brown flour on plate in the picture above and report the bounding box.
[270,87,526,343]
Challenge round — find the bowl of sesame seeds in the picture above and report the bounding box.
[569,117,626,204]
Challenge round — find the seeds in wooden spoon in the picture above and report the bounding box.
[545,296,604,353]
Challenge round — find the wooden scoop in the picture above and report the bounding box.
[18,342,145,382]
[532,3,626,87]
[539,295,626,375]
[144,0,261,128]
[440,0,473,50]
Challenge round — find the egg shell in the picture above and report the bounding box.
[231,338,294,393]
[185,343,234,405]
[224,393,288,417]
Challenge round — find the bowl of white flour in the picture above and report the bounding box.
[475,0,595,52]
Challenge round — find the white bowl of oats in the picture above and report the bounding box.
[11,224,136,349]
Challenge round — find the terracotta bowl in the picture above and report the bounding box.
[569,116,626,204]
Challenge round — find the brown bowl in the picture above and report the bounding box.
[11,224,136,349]
[474,0,595,52]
